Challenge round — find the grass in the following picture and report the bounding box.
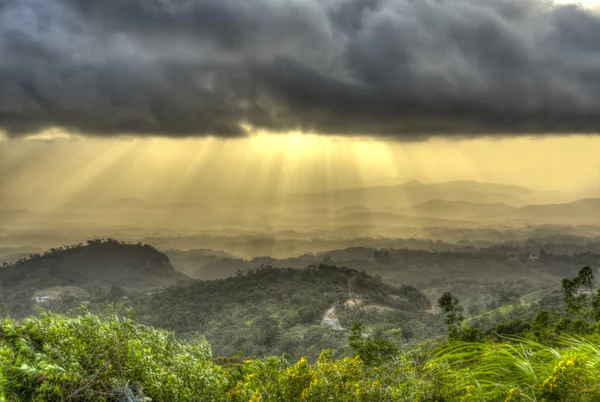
[429,335,600,401]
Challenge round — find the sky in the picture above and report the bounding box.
[2,0,600,211]
[2,133,600,211]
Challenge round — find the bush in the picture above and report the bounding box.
[297,307,321,324]
[4,312,600,402]
[348,321,399,365]
[0,313,224,401]
[224,351,388,401]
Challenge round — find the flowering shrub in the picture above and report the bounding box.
[3,313,600,401]
[225,350,389,401]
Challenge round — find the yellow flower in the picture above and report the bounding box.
[504,387,518,401]
[319,350,329,360]
[541,375,558,392]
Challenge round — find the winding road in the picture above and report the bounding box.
[321,306,344,330]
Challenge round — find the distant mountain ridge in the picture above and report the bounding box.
[105,198,210,212]
[402,179,531,195]
[276,179,569,210]
[402,197,600,224]
[405,199,516,219]
[505,198,600,223]
[331,211,474,226]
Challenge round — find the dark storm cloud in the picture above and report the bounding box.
[2,0,600,138]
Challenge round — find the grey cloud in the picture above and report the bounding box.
[1,0,600,138]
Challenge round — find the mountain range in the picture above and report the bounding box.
[1,180,598,243]
[273,180,571,210]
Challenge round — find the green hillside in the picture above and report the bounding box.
[0,239,189,317]
[131,264,432,358]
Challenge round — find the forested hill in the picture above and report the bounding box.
[131,264,432,357]
[0,239,189,316]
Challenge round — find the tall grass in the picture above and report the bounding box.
[430,335,600,401]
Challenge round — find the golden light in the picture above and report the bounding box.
[2,130,600,215]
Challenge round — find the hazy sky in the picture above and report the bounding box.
[2,133,600,211]
[2,0,600,211]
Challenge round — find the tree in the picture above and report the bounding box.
[298,306,321,323]
[401,324,414,342]
[438,292,464,340]
[251,316,280,348]
[108,285,127,314]
[528,311,554,341]
[348,321,398,365]
[0,286,9,318]
[580,266,594,294]
[467,304,481,317]
[562,266,598,323]
[56,291,78,313]
[374,249,391,263]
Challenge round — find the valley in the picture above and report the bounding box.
[2,179,600,400]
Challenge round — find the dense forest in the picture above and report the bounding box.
[129,264,432,358]
[0,239,188,318]
[2,240,600,400]
[3,266,600,401]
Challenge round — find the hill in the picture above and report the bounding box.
[505,198,600,223]
[164,248,247,279]
[399,197,600,225]
[0,239,189,316]
[275,180,540,210]
[405,199,515,219]
[130,264,433,358]
[103,197,210,213]
[331,212,473,226]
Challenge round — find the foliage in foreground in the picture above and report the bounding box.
[0,313,428,401]
[433,335,600,401]
[4,313,600,401]
[0,313,223,401]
